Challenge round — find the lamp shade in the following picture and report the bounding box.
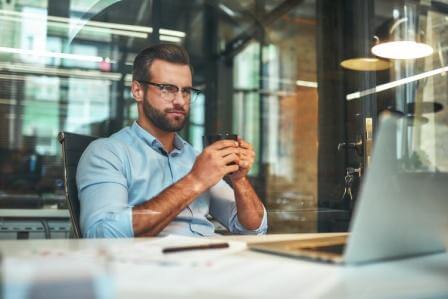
[340,57,391,71]
[371,5,433,60]
[372,41,433,59]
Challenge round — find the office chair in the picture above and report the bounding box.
[58,132,98,238]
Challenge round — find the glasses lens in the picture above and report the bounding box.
[151,83,201,103]
[164,85,179,94]
[158,84,176,101]
[180,88,192,101]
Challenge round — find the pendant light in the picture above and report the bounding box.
[371,5,433,60]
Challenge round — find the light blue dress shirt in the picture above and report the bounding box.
[76,121,268,238]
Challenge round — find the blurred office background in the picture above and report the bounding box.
[0,0,447,239]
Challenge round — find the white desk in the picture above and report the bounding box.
[0,209,70,239]
[1,233,447,299]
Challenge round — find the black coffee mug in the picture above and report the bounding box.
[203,133,238,148]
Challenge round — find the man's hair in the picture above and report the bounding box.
[132,43,192,81]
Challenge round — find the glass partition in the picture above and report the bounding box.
[0,0,447,238]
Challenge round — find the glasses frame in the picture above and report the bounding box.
[137,80,201,102]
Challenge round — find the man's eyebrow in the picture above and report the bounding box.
[159,82,193,88]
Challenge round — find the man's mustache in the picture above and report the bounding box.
[165,108,186,114]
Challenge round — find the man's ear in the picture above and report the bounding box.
[131,81,144,103]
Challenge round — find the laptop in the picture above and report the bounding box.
[249,115,448,265]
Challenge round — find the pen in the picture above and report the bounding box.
[162,242,230,254]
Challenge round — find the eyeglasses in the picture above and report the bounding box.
[137,80,201,103]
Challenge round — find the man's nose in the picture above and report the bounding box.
[172,90,187,106]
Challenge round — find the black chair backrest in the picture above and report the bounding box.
[58,132,98,238]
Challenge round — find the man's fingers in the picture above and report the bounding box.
[238,158,253,168]
[217,147,240,158]
[238,160,248,168]
[239,149,255,160]
[238,139,252,150]
[224,164,239,174]
[208,140,238,150]
[222,153,239,165]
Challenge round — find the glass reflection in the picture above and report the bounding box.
[0,0,447,238]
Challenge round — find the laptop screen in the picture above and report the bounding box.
[344,115,448,264]
[396,115,448,174]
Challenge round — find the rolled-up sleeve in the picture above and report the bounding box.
[209,180,268,235]
[77,139,134,238]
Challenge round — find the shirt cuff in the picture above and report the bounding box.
[230,206,268,235]
[83,206,134,238]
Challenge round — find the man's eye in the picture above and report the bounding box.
[163,85,178,93]
[182,88,192,94]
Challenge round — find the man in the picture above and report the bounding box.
[77,43,267,237]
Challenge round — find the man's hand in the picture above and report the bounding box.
[189,140,240,190]
[228,138,255,183]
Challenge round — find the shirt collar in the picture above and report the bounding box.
[173,134,187,151]
[131,121,186,153]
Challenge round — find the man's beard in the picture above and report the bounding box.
[142,97,187,132]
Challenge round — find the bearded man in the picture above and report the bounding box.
[77,43,267,237]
